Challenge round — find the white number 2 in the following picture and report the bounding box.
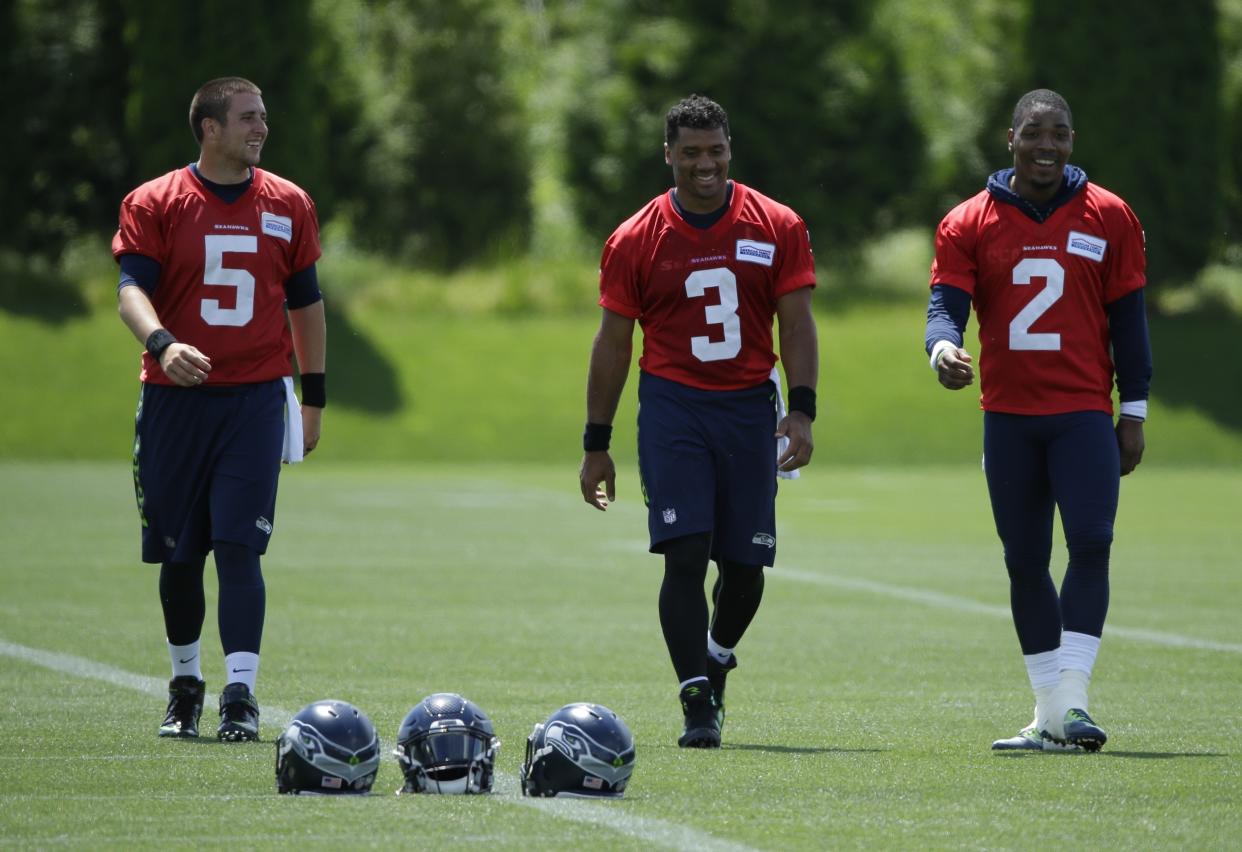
[1009,258,1063,351]
[201,235,257,327]
[685,268,741,362]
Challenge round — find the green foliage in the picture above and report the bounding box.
[2,462,1241,847]
[0,0,129,264]
[559,0,926,255]
[121,0,334,205]
[1024,1,1222,286]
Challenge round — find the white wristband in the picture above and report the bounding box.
[929,339,956,371]
[1119,400,1147,421]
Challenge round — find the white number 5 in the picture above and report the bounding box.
[202,235,256,327]
[1009,258,1063,351]
[685,268,742,362]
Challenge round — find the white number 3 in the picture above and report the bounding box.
[1009,257,1063,351]
[685,268,742,362]
[201,235,256,327]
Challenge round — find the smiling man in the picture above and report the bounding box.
[112,77,327,743]
[924,89,1152,753]
[579,94,819,748]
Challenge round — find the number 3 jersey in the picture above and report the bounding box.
[930,181,1146,415]
[112,166,322,385]
[599,181,816,391]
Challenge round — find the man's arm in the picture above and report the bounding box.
[925,283,974,390]
[579,308,635,510]
[288,299,327,455]
[117,283,211,386]
[775,286,817,471]
[1107,288,1152,475]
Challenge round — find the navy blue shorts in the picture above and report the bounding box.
[637,372,779,566]
[983,410,1120,562]
[132,380,285,564]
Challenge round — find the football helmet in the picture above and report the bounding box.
[394,693,499,794]
[520,703,635,798]
[275,700,381,795]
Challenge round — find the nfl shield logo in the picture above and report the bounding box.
[662,508,677,524]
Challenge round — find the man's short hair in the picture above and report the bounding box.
[665,94,730,145]
[189,77,262,144]
[1011,89,1073,130]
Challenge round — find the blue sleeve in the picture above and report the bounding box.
[1106,288,1152,402]
[924,284,971,355]
[117,253,161,296]
[284,263,323,309]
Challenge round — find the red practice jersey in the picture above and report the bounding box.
[930,183,1145,415]
[599,182,815,391]
[112,166,321,385]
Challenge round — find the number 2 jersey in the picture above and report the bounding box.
[112,166,321,385]
[599,181,816,391]
[930,180,1146,415]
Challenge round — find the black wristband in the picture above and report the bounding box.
[583,422,612,452]
[300,372,326,408]
[787,385,817,421]
[145,328,177,361]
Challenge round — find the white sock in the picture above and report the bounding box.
[706,631,734,664]
[1024,649,1060,733]
[224,652,259,693]
[1060,631,1101,676]
[169,641,202,680]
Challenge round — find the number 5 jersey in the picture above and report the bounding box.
[598,181,816,391]
[112,166,321,385]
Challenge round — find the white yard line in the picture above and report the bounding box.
[0,639,756,852]
[771,567,1242,654]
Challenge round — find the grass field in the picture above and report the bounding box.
[2,460,1239,849]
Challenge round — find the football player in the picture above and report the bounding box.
[924,89,1151,751]
[579,94,819,748]
[113,77,327,742]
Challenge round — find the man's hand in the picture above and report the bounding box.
[302,405,323,456]
[1117,418,1145,476]
[776,411,813,471]
[580,451,616,511]
[159,343,212,386]
[936,346,975,390]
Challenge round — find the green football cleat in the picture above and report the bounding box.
[1061,708,1107,752]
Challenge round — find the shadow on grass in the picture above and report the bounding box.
[321,299,402,415]
[722,743,886,755]
[993,751,1228,759]
[0,255,92,324]
[1148,308,1242,431]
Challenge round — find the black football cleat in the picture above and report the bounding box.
[217,682,260,742]
[159,676,206,738]
[677,681,721,748]
[705,653,737,729]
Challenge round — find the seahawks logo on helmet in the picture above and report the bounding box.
[275,700,381,795]
[521,703,635,798]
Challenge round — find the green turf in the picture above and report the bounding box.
[1,461,1238,849]
[3,301,1241,466]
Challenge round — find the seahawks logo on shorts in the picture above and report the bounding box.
[752,533,775,548]
[255,517,273,534]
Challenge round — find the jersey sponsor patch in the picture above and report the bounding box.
[261,211,293,243]
[1066,230,1106,262]
[736,239,775,266]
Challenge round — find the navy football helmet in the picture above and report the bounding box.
[275,700,381,795]
[394,693,499,794]
[520,703,635,798]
